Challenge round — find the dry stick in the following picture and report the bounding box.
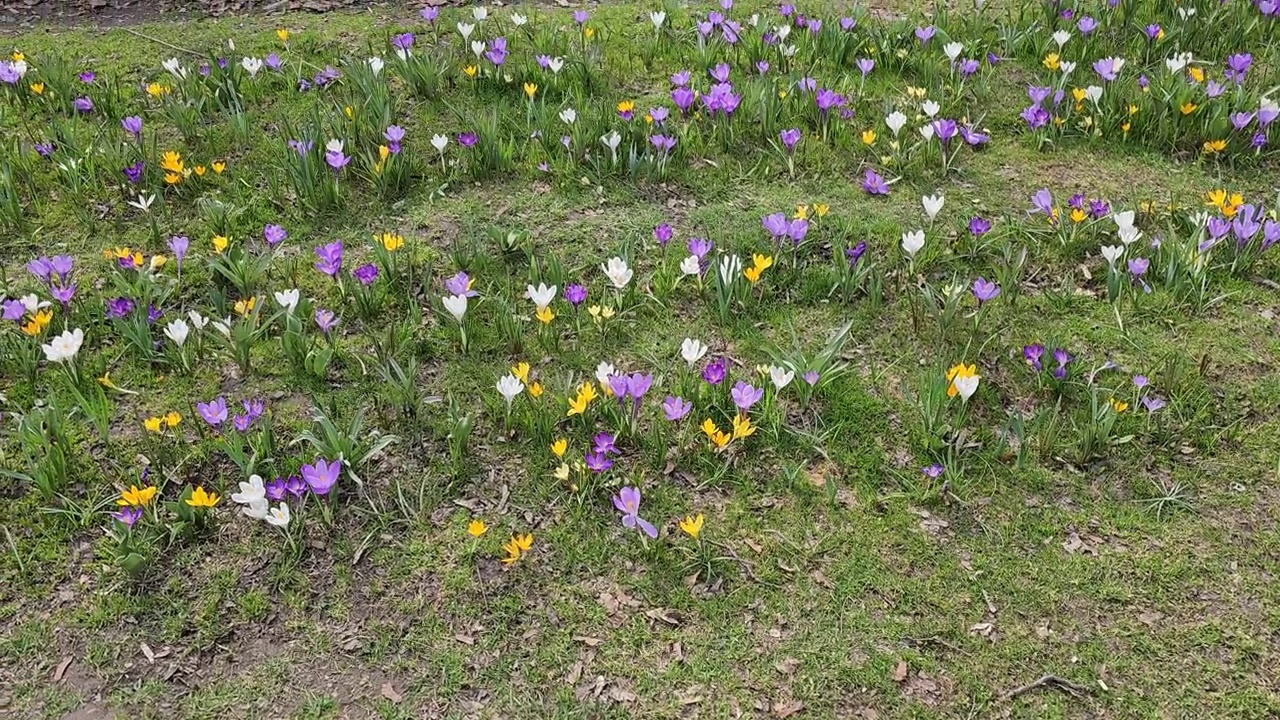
[1000,674,1091,702]
[123,27,203,58]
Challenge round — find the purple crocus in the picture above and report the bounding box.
[573,9,589,24]
[762,212,788,239]
[420,6,438,21]
[353,263,379,286]
[861,169,889,196]
[612,486,657,538]
[111,507,143,527]
[1127,258,1150,277]
[458,132,478,147]
[1132,375,1149,391]
[670,70,691,87]
[1052,348,1072,380]
[168,236,189,267]
[1077,16,1097,34]
[730,381,763,411]
[1140,395,1166,413]
[265,53,282,71]
[79,70,95,84]
[702,357,727,385]
[197,397,228,427]
[383,125,405,155]
[1225,53,1252,83]
[121,116,142,138]
[1144,24,1161,40]
[1023,343,1045,371]
[123,161,144,184]
[688,237,713,259]
[591,432,619,456]
[915,25,936,44]
[1231,112,1255,131]
[565,283,587,308]
[671,87,695,114]
[969,216,991,236]
[779,128,801,154]
[391,33,414,52]
[856,58,874,77]
[923,464,944,479]
[324,147,351,170]
[147,304,162,325]
[972,278,1000,303]
[653,224,673,247]
[265,477,287,501]
[314,308,339,333]
[585,451,613,473]
[51,284,76,308]
[710,63,730,83]
[27,257,53,284]
[47,256,71,281]
[1030,188,1054,218]
[2,299,25,321]
[846,242,867,265]
[445,271,479,298]
[649,106,669,125]
[313,241,343,278]
[931,119,958,144]
[106,297,134,319]
[285,475,306,497]
[301,458,341,495]
[662,395,692,421]
[1021,105,1050,129]
[958,59,980,77]
[264,224,287,247]
[73,96,93,113]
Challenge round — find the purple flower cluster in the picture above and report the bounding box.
[586,432,620,473]
[762,212,808,247]
[28,255,75,309]
[1023,344,1073,380]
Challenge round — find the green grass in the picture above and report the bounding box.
[2,1,1280,718]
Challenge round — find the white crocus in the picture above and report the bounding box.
[1166,53,1191,75]
[241,57,263,77]
[919,124,935,141]
[775,25,791,41]
[187,310,209,331]
[511,13,527,26]
[325,138,344,154]
[681,338,708,366]
[779,44,797,58]
[1101,244,1125,267]
[901,230,926,257]
[885,110,907,136]
[952,372,981,401]
[265,503,291,527]
[679,255,701,276]
[1084,85,1103,104]
[442,294,468,322]
[42,328,84,363]
[368,56,384,76]
[457,22,475,40]
[547,57,564,74]
[127,194,155,214]
[769,366,795,390]
[496,374,524,406]
[1052,30,1070,48]
[212,317,233,338]
[595,361,616,388]
[431,134,449,153]
[602,257,633,289]
[232,475,266,506]
[922,194,945,221]
[162,57,186,79]
[921,99,940,117]
[600,131,621,162]
[650,11,666,29]
[525,283,558,311]
[943,42,963,62]
[472,6,488,21]
[559,107,577,125]
[1117,225,1142,246]
[20,294,49,314]
[470,40,486,57]
[164,319,189,347]
[1177,6,1195,19]
[274,288,300,312]
[1112,210,1135,231]
[1060,60,1076,75]
[243,498,270,520]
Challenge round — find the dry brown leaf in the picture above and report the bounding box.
[892,659,909,682]
[53,656,73,682]
[380,682,403,704]
[454,634,475,645]
[574,635,604,647]
[775,657,800,675]
[774,699,805,718]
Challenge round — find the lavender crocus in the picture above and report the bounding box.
[612,486,657,538]
[445,271,478,298]
[730,381,763,411]
[662,395,692,421]
[168,236,189,268]
[458,132,478,147]
[1140,395,1166,413]
[285,475,307,497]
[1023,343,1045,371]
[123,161,144,184]
[264,224,287,247]
[302,458,341,495]
[653,224,673,247]
[314,308,339,333]
[591,432,618,456]
[779,128,801,154]
[265,477,287,501]
[861,169,889,196]
[314,241,343,278]
[197,396,228,427]
[972,278,1000,303]
[121,116,143,138]
[353,263,379,285]
[702,357,727,385]
[1052,348,1072,380]
[51,285,76,308]
[585,451,613,473]
[112,507,143,527]
[856,58,874,77]
[923,464,944,479]
[915,25,936,44]
[73,96,93,113]
[969,216,991,236]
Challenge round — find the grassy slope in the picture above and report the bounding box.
[1,4,1279,720]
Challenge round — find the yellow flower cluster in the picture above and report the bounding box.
[143,412,182,433]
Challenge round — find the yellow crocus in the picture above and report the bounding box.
[1110,397,1129,413]
[731,414,756,440]
[793,205,808,220]
[164,411,182,427]
[194,165,206,177]
[501,538,522,564]
[679,514,704,539]
[617,100,634,114]
[380,232,404,251]
[160,150,184,175]
[211,161,225,174]
[463,65,478,78]
[1180,102,1197,115]
[523,82,537,99]
[1187,67,1205,84]
[551,439,567,457]
[276,28,290,42]
[143,417,162,433]
[212,235,229,253]
[1070,208,1087,223]
[511,362,530,383]
[118,485,158,507]
[467,519,488,537]
[584,27,594,39]
[150,255,167,271]
[186,486,220,508]
[861,129,876,145]
[234,297,256,316]
[535,307,555,324]
[1042,53,1060,71]
[21,309,52,336]
[30,82,43,95]
[1202,139,1226,154]
[814,204,829,217]
[529,381,544,398]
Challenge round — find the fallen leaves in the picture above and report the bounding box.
[380,682,403,704]
[892,659,909,683]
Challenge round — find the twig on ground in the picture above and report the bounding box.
[1000,674,1091,702]
[123,28,202,57]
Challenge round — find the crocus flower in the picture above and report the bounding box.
[1141,395,1166,413]
[969,217,991,236]
[111,507,143,527]
[121,116,143,138]
[861,169,889,196]
[591,432,618,456]
[585,451,613,473]
[123,161,144,184]
[846,242,867,265]
[730,381,763,411]
[106,297,135,318]
[662,395,692,421]
[445,271,478,298]
[915,25,936,43]
[73,96,93,113]
[1225,53,1251,83]
[779,128,801,154]
[1052,348,1072,379]
[265,53,281,71]
[1127,257,1150,277]
[46,256,74,287]
[972,278,1000,303]
[353,263,378,285]
[923,464,944,479]
[612,486,657,538]
[168,236,189,268]
[51,285,76,308]
[302,458,341,495]
[802,370,819,386]
[856,57,873,77]
[565,284,587,308]
[313,242,343,277]
[284,475,306,497]
[314,308,339,334]
[1030,188,1054,217]
[264,477,286,501]
[1023,343,1045,371]
[197,397,228,427]
[264,224,287,247]
[702,357,727,385]
[458,132,478,147]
